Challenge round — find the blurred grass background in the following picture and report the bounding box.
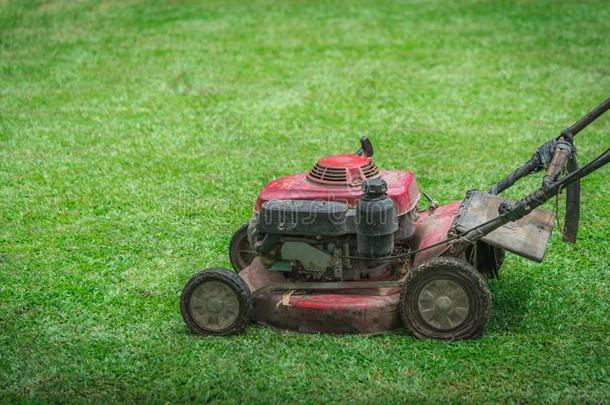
[1,0,609,402]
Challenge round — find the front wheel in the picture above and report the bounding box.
[400,257,491,340]
[181,268,252,336]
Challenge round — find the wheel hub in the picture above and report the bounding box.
[206,298,223,313]
[417,279,470,330]
[434,296,452,313]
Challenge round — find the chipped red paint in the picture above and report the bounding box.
[254,170,420,216]
[411,201,462,267]
[290,293,394,311]
[239,259,401,334]
[256,291,401,335]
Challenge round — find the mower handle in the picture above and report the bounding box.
[459,146,610,248]
[489,96,610,196]
[542,140,572,186]
[559,96,610,139]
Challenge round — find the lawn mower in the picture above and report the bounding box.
[181,97,610,340]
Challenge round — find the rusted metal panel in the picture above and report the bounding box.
[453,191,555,262]
[251,280,404,298]
[253,291,401,335]
[239,258,286,290]
[239,259,401,335]
[410,201,462,267]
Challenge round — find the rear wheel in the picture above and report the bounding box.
[229,224,256,271]
[400,257,491,340]
[181,268,252,336]
[469,242,505,278]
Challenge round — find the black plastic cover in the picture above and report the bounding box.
[356,182,398,257]
[258,200,351,236]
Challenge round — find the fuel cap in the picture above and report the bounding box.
[362,178,387,195]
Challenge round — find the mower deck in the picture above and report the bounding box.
[239,259,402,335]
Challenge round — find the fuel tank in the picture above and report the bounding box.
[254,153,420,216]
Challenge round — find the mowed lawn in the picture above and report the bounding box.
[1,0,609,403]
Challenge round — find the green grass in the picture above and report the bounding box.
[1,0,609,403]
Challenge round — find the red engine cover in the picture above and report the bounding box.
[254,154,420,215]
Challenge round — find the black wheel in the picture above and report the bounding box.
[469,242,505,278]
[229,224,256,271]
[181,268,252,336]
[400,257,491,340]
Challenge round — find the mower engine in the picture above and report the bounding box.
[248,142,418,281]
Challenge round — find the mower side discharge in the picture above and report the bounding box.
[180,97,610,340]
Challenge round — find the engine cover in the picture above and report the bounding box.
[250,152,419,280]
[254,171,419,216]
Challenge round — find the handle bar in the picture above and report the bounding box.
[489,96,610,195]
[560,97,610,138]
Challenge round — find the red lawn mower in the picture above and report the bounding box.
[181,98,610,340]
